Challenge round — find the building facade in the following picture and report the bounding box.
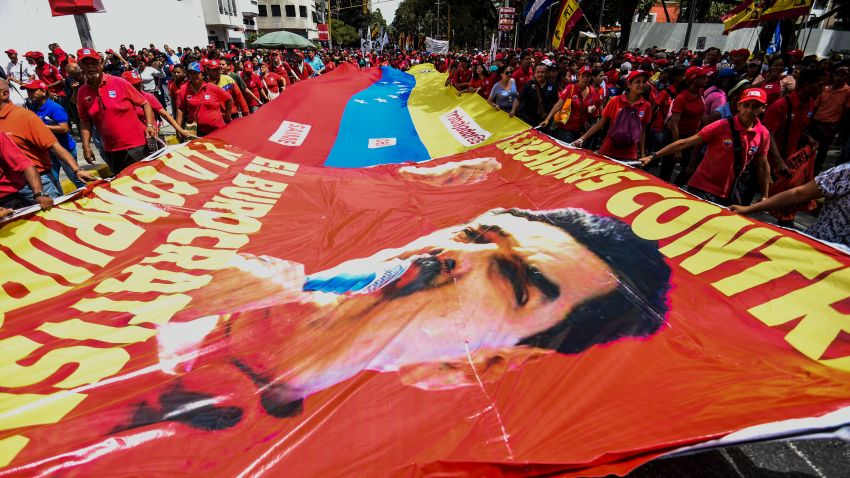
[201,0,260,47]
[0,0,208,57]
[257,0,321,40]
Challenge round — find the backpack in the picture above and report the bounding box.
[608,103,643,146]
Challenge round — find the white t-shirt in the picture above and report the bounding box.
[5,60,35,105]
[139,66,164,93]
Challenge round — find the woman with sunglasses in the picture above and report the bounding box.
[487,65,518,113]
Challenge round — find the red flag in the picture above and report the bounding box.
[721,0,762,35]
[47,0,105,17]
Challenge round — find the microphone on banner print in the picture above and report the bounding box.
[303,258,412,296]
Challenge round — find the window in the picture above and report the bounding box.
[285,5,296,17]
[258,4,267,16]
[271,4,281,16]
[299,5,307,17]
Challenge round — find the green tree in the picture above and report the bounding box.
[392,0,498,50]
[330,18,360,47]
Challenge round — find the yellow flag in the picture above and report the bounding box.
[551,0,583,50]
[761,0,812,22]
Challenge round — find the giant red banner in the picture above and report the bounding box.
[0,127,849,476]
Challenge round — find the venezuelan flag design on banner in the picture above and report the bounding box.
[721,0,763,35]
[212,64,527,168]
[761,0,812,22]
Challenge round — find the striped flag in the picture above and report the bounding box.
[523,0,560,25]
[761,0,812,22]
[721,0,763,35]
[551,0,583,49]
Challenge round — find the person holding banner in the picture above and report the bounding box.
[572,70,652,162]
[487,65,518,113]
[638,88,772,207]
[539,66,598,143]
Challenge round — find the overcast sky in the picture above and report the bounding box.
[372,0,401,24]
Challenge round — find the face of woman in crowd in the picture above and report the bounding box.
[629,76,647,95]
[769,59,784,76]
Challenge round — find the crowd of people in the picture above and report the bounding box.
[0,41,848,247]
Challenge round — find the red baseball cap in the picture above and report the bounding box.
[76,48,99,61]
[578,65,592,76]
[685,66,707,81]
[627,70,649,83]
[738,88,768,105]
[206,59,221,69]
[5,49,17,55]
[26,51,44,59]
[788,49,804,59]
[120,71,142,85]
[243,61,253,70]
[654,58,669,66]
[21,79,48,90]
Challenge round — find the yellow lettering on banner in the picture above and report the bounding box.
[607,186,686,217]
[713,237,843,296]
[562,163,625,183]
[191,210,261,234]
[0,221,111,283]
[232,173,288,194]
[513,142,556,162]
[523,150,573,171]
[168,228,248,250]
[631,198,721,241]
[576,171,647,191]
[505,138,548,156]
[0,391,86,432]
[530,153,582,175]
[43,204,145,252]
[203,196,274,218]
[143,244,236,270]
[198,142,241,162]
[495,131,532,152]
[80,189,169,223]
[181,149,230,169]
[110,169,194,207]
[0,250,69,327]
[0,435,30,467]
[73,294,192,327]
[749,267,850,372]
[0,336,130,389]
[219,186,280,205]
[550,158,599,180]
[662,216,780,274]
[96,265,211,294]
[160,151,218,180]
[38,319,156,344]
[245,157,299,176]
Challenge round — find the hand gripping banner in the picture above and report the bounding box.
[0,66,849,477]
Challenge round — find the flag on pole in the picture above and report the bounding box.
[522,0,560,25]
[489,33,498,63]
[766,22,782,55]
[47,0,105,16]
[721,0,763,35]
[761,0,813,22]
[551,0,583,50]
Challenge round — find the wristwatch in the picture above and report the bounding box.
[33,192,48,198]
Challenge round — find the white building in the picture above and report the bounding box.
[0,0,208,57]
[257,0,321,40]
[201,0,260,47]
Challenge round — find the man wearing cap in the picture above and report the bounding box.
[120,71,194,140]
[22,79,85,191]
[29,51,65,100]
[306,50,324,77]
[0,79,95,204]
[206,60,249,118]
[5,49,35,105]
[76,47,156,176]
[540,66,598,143]
[175,62,232,138]
[639,88,771,207]
[240,61,267,113]
[666,66,707,185]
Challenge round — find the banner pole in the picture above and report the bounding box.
[73,13,94,49]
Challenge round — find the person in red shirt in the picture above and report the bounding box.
[540,66,598,143]
[754,57,792,106]
[259,63,285,100]
[512,52,533,92]
[450,58,472,92]
[168,63,188,117]
[667,66,707,185]
[207,61,250,118]
[640,88,771,206]
[240,61,268,113]
[0,129,53,213]
[121,71,194,140]
[175,62,232,137]
[27,51,65,98]
[48,43,69,72]
[76,48,156,175]
[649,67,685,158]
[289,53,314,82]
[573,70,653,161]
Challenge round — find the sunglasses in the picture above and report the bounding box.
[504,70,513,75]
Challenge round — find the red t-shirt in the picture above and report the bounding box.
[77,74,148,152]
[241,72,264,107]
[36,63,65,97]
[688,116,770,198]
[480,73,499,100]
[671,88,705,136]
[761,79,783,106]
[137,91,163,124]
[168,79,186,106]
[762,91,814,158]
[651,86,678,132]
[451,69,472,87]
[261,72,285,94]
[512,66,533,92]
[177,82,231,135]
[598,94,652,160]
[557,83,597,132]
[0,132,33,197]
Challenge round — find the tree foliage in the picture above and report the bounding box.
[392,0,498,50]
[330,18,359,47]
